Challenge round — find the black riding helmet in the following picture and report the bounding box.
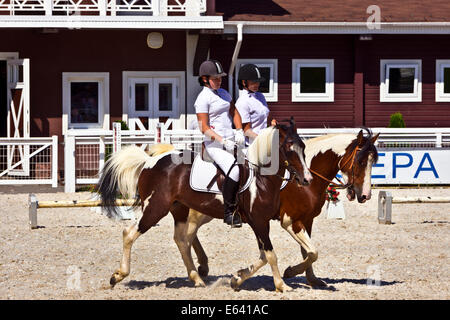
[237,64,265,90]
[198,59,227,86]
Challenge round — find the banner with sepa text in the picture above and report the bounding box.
[370,149,450,184]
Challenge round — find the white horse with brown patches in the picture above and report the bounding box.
[163,129,379,289]
[97,122,312,292]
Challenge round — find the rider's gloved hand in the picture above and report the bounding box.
[234,129,245,145]
[221,138,236,152]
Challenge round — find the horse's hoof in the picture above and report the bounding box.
[276,284,294,293]
[230,276,241,291]
[283,266,296,278]
[307,277,327,288]
[110,270,126,287]
[194,281,206,288]
[198,265,209,277]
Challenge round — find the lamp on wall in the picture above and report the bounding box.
[147,32,164,49]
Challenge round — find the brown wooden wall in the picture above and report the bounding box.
[363,35,450,127]
[0,29,186,138]
[211,33,450,128]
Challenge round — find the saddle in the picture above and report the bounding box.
[189,148,291,194]
[189,153,255,194]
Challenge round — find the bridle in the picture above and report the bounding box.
[308,145,362,189]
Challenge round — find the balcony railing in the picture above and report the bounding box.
[0,0,206,16]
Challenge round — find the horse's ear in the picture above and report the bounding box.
[357,130,364,145]
[371,132,380,144]
[289,116,297,130]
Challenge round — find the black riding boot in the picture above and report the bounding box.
[222,177,242,228]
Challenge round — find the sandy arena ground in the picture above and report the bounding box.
[0,186,448,300]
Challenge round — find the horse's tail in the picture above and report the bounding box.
[97,145,150,219]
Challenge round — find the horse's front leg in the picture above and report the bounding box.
[231,221,293,293]
[281,219,327,287]
[281,219,325,286]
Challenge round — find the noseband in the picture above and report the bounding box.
[308,145,361,189]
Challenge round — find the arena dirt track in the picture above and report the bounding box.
[0,187,449,300]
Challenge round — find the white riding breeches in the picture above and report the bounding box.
[204,146,240,182]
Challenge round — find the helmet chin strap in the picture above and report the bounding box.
[243,80,255,94]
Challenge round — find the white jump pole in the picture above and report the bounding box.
[378,191,450,224]
[28,193,135,229]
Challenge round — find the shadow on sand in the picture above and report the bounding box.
[124,274,403,292]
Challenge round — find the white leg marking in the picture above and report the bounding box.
[264,250,292,292]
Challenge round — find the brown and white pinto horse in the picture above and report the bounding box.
[164,128,379,289]
[97,123,312,292]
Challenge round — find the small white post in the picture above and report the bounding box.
[113,122,122,153]
[159,0,167,16]
[185,0,201,16]
[44,0,53,16]
[99,135,106,175]
[98,0,107,16]
[436,132,442,148]
[64,134,76,193]
[156,122,162,143]
[29,193,38,230]
[52,135,58,188]
[152,0,160,16]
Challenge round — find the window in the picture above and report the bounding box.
[62,73,109,133]
[380,60,421,102]
[436,60,450,102]
[235,59,278,102]
[292,59,334,102]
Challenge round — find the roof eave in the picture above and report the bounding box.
[224,21,450,34]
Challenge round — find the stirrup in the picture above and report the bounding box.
[224,209,242,228]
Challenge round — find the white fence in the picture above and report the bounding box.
[0,136,58,187]
[60,127,450,192]
[0,0,207,16]
[2,127,447,191]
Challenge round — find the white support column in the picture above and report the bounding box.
[64,134,76,193]
[44,0,53,16]
[52,135,58,188]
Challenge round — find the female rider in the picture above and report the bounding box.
[194,59,245,228]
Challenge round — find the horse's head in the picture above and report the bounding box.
[276,118,313,186]
[340,128,380,203]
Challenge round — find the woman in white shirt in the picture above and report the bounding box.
[235,64,276,145]
[194,59,245,228]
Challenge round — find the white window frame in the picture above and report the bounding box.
[122,71,184,130]
[235,59,278,102]
[62,72,110,134]
[436,60,450,102]
[292,59,334,102]
[380,60,422,102]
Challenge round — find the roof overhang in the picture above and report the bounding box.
[0,16,223,29]
[224,21,450,34]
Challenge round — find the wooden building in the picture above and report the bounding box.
[1,0,450,145]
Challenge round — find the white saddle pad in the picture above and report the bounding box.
[190,153,254,194]
[190,154,290,194]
